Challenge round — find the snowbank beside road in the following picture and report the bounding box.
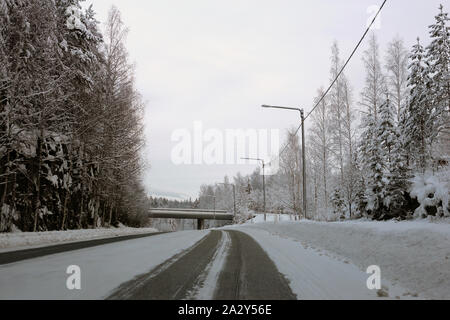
[249,213,298,223]
[0,226,159,251]
[234,218,450,299]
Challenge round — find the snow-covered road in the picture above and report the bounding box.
[1,217,447,300]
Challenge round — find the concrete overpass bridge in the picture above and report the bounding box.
[148,208,234,230]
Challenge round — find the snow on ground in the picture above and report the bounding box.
[248,213,298,223]
[0,230,209,299]
[0,226,159,252]
[231,216,450,299]
[233,227,412,299]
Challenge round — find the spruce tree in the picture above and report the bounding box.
[379,95,411,218]
[359,112,386,219]
[406,38,432,172]
[425,4,450,164]
[331,188,345,220]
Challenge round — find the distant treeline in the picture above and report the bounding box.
[149,197,199,209]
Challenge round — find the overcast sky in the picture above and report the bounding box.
[84,0,445,199]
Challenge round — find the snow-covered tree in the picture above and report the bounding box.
[329,42,346,186]
[279,128,302,216]
[379,96,397,164]
[331,188,345,220]
[327,42,358,219]
[310,88,333,219]
[385,36,409,122]
[425,4,450,167]
[358,109,385,218]
[0,2,148,231]
[360,33,387,119]
[378,96,411,217]
[405,38,433,173]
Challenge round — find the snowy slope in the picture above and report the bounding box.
[0,230,208,299]
[232,217,450,299]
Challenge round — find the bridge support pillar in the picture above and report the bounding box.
[197,218,204,230]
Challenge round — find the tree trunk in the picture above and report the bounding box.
[108,203,113,225]
[61,144,74,230]
[33,128,44,232]
[1,149,10,230]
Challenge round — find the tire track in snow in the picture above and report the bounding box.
[186,230,231,299]
[107,230,221,299]
[215,230,296,300]
[107,229,296,300]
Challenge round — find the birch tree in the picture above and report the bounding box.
[309,88,332,219]
[385,36,409,123]
[360,33,387,119]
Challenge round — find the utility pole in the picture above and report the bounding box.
[300,109,307,219]
[261,105,307,219]
[241,157,266,221]
[262,161,266,220]
[233,184,236,218]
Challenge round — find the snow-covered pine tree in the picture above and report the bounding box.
[425,4,450,166]
[379,95,397,167]
[331,188,345,220]
[367,130,386,219]
[386,133,411,218]
[406,38,433,173]
[353,153,367,218]
[55,0,104,230]
[378,95,411,218]
[359,111,386,219]
[358,33,390,219]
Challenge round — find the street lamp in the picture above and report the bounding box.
[216,182,236,220]
[261,104,307,219]
[241,157,266,221]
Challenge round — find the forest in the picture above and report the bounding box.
[199,5,449,222]
[0,1,149,231]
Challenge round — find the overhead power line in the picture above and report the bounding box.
[269,0,387,165]
[304,0,387,121]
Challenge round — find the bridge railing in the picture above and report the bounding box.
[149,208,228,213]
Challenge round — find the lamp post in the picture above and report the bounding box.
[216,182,236,219]
[261,105,307,219]
[241,157,266,221]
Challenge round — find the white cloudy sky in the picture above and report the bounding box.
[84,0,444,199]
